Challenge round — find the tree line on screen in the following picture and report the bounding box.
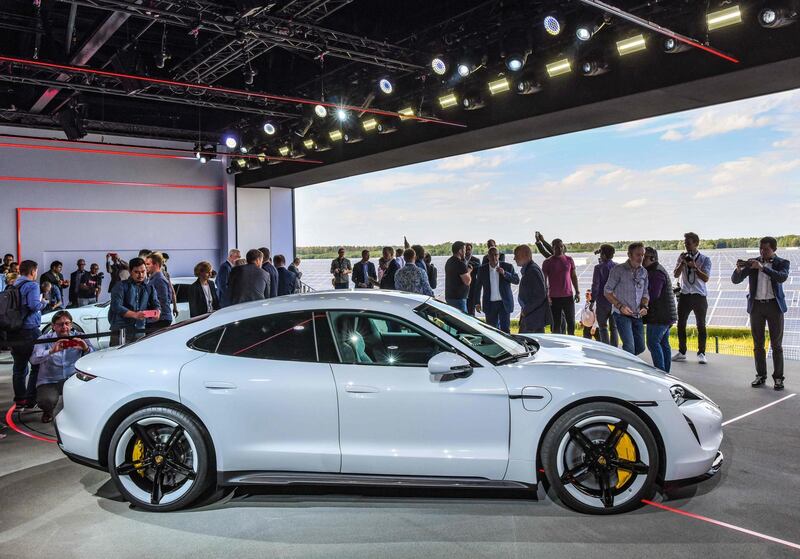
[297,234,800,260]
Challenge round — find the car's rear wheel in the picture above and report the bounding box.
[541,402,660,514]
[108,406,213,512]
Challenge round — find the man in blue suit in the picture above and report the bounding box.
[515,244,550,334]
[474,247,519,333]
[274,255,298,296]
[731,236,791,390]
[259,247,279,298]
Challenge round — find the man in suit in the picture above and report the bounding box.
[216,248,240,307]
[352,249,377,289]
[465,243,482,316]
[514,244,550,334]
[259,247,279,298]
[273,254,298,296]
[475,247,519,333]
[228,249,271,304]
[732,236,791,390]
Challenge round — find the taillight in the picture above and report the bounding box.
[75,371,97,382]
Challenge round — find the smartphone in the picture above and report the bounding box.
[62,339,83,348]
[141,309,160,319]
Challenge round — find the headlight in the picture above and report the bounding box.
[670,384,701,406]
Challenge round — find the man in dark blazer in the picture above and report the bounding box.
[465,243,482,316]
[352,250,377,289]
[474,247,519,333]
[274,254,298,296]
[731,236,790,390]
[258,247,279,298]
[514,244,550,334]
[228,249,271,304]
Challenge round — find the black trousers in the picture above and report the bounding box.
[10,328,40,403]
[550,296,575,335]
[751,300,784,380]
[37,380,66,415]
[677,293,708,354]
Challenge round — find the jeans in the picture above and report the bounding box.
[596,305,619,347]
[77,297,97,307]
[334,283,349,290]
[751,300,784,380]
[677,293,708,354]
[614,314,645,355]
[484,300,511,333]
[550,296,575,335]
[446,298,468,313]
[10,328,41,403]
[646,324,672,372]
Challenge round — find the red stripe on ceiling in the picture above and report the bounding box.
[16,207,224,261]
[1,176,223,191]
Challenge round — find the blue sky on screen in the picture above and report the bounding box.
[296,88,800,246]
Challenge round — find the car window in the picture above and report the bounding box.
[328,311,451,367]
[216,311,318,361]
[312,311,340,363]
[188,327,223,353]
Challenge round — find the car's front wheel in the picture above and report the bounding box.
[541,402,660,514]
[108,406,213,512]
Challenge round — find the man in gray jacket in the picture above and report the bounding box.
[227,249,271,304]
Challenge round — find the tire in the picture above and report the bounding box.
[107,406,214,512]
[541,402,660,514]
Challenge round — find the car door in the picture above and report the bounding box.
[326,310,510,480]
[179,311,341,473]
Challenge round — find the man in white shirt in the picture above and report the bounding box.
[474,247,519,333]
[673,232,712,364]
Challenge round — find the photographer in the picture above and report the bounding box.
[30,311,94,422]
[732,237,790,390]
[330,247,352,289]
[108,257,160,346]
[77,263,103,306]
[673,232,712,364]
[105,252,128,293]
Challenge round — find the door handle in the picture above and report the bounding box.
[204,381,237,390]
[344,385,379,394]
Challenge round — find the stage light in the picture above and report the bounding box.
[313,137,332,152]
[278,145,290,156]
[193,143,202,159]
[546,58,571,77]
[155,50,170,69]
[398,107,415,120]
[759,7,798,28]
[343,129,363,143]
[294,117,314,138]
[290,147,306,159]
[245,158,262,170]
[329,129,343,141]
[431,56,448,75]
[707,5,742,30]
[544,14,562,36]
[377,121,398,134]
[314,104,328,118]
[576,26,593,41]
[438,92,458,109]
[462,93,486,110]
[617,34,647,56]
[379,78,394,94]
[581,59,610,76]
[336,108,348,121]
[303,138,315,150]
[224,135,238,149]
[505,53,526,71]
[514,79,542,95]
[663,37,691,53]
[199,147,216,164]
[243,64,257,85]
[362,118,378,131]
[488,77,510,95]
[263,122,276,135]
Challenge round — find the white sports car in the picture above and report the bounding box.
[55,292,723,514]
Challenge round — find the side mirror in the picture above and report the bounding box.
[428,352,473,377]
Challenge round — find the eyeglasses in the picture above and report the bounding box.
[54,321,72,327]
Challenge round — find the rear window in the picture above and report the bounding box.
[215,311,318,361]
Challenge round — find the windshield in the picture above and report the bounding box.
[415,300,529,364]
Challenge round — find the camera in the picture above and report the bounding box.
[683,254,693,263]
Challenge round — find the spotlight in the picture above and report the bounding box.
[707,5,742,31]
[314,104,328,118]
[263,122,276,135]
[224,135,238,149]
[431,56,448,76]
[343,129,363,143]
[398,106,415,120]
[438,92,458,109]
[505,54,526,72]
[329,129,343,141]
[362,118,379,131]
[379,78,394,94]
[546,58,571,77]
[313,137,332,152]
[294,116,314,138]
[336,108,348,122]
[239,145,248,154]
[617,34,647,56]
[193,142,202,159]
[457,61,477,77]
[503,27,530,72]
[663,37,691,53]
[544,14,562,36]
[243,64,257,85]
[580,59,610,76]
[576,26,593,41]
[155,50,171,69]
[303,138,315,150]
[57,104,87,140]
[462,93,486,110]
[278,145,290,156]
[759,7,798,28]
[377,121,398,134]
[199,146,216,164]
[514,78,542,95]
[487,77,510,95]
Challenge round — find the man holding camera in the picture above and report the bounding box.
[673,232,712,364]
[330,247,352,289]
[732,237,790,390]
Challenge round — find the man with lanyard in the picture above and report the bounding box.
[9,260,49,407]
[330,247,352,290]
[604,242,650,356]
[673,232,712,364]
[108,257,161,346]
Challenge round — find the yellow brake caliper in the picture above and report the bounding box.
[131,439,146,477]
[608,424,636,488]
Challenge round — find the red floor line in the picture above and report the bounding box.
[642,499,800,551]
[4,404,58,444]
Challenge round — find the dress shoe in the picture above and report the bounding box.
[774,379,785,391]
[41,412,53,423]
[751,376,766,387]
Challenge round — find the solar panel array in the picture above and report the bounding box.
[297,248,800,360]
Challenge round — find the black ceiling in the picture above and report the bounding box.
[1,0,800,186]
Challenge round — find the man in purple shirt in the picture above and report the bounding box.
[541,239,579,335]
[591,244,618,347]
[643,248,678,372]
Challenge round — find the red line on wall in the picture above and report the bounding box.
[0,142,196,160]
[16,207,224,261]
[1,176,223,191]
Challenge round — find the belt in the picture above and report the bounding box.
[754,298,776,303]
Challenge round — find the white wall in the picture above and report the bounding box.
[236,187,271,254]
